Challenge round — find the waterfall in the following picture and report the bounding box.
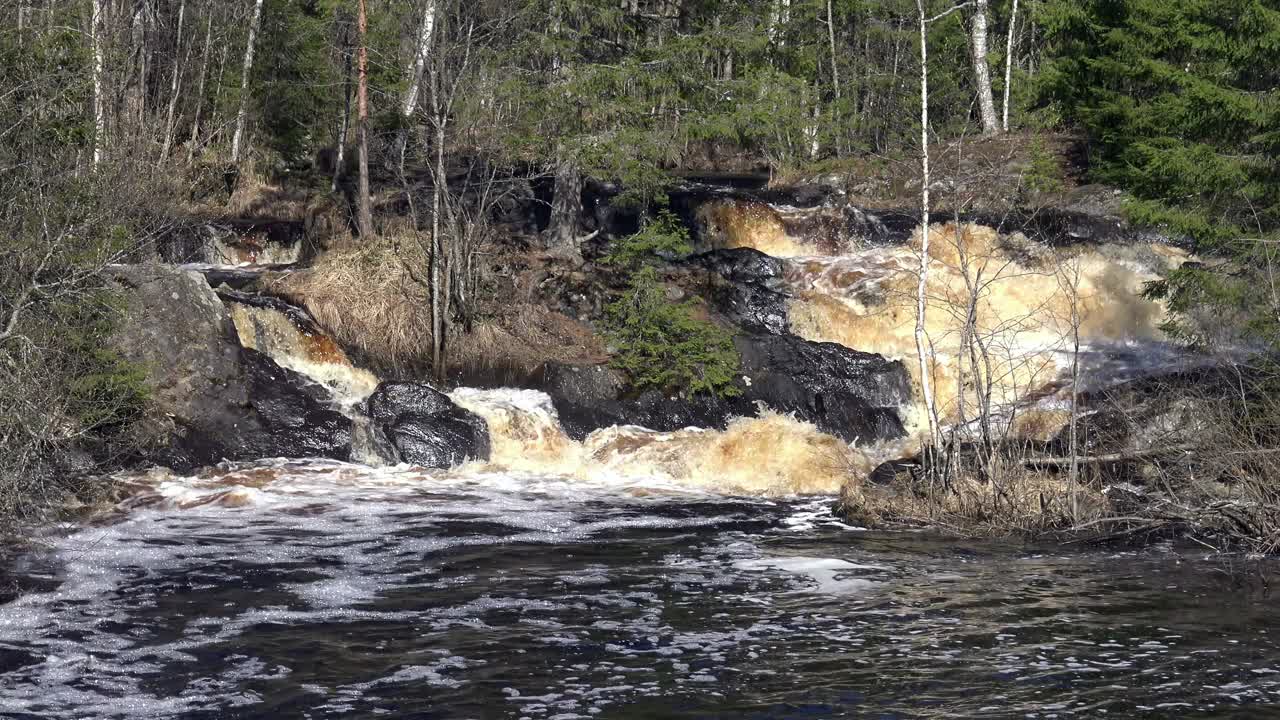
[223,292,379,410]
[450,388,877,494]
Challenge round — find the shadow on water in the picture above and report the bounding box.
[1,461,1279,718]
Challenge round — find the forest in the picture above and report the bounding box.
[2,0,1280,547]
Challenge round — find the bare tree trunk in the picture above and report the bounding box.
[159,0,187,164]
[91,0,107,167]
[431,117,446,382]
[401,0,438,118]
[826,0,841,153]
[355,0,374,239]
[204,40,230,150]
[230,0,265,167]
[136,2,151,135]
[1064,258,1083,522]
[332,33,353,193]
[548,152,584,250]
[186,12,213,166]
[915,0,941,447]
[396,0,438,172]
[1002,0,1019,132]
[969,0,1000,135]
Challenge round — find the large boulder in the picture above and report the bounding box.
[108,264,351,471]
[687,248,791,334]
[361,382,490,467]
[540,333,909,443]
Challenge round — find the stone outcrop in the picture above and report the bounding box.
[539,332,909,443]
[107,264,351,471]
[361,382,491,468]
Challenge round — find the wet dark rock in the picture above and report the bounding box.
[737,334,910,441]
[197,264,297,290]
[362,382,490,468]
[108,264,351,471]
[216,288,322,332]
[540,333,909,443]
[687,248,790,334]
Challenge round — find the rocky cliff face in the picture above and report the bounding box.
[108,265,490,472]
[108,265,352,471]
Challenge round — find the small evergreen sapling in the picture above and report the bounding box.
[602,212,742,398]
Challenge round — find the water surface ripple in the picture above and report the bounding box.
[1,460,1276,718]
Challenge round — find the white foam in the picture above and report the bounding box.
[733,556,883,594]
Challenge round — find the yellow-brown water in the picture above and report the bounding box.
[450,389,868,495]
[228,301,380,408]
[780,223,1188,435]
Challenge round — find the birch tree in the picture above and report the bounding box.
[915,0,941,447]
[1002,0,1019,131]
[396,0,439,169]
[159,0,187,164]
[186,13,214,166]
[230,0,265,167]
[914,0,976,449]
[401,0,438,119]
[767,0,791,47]
[91,0,106,166]
[969,0,1000,135]
[332,13,354,192]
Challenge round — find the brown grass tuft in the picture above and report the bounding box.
[273,239,607,378]
[841,461,1108,536]
[271,242,434,372]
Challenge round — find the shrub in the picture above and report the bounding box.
[602,213,741,398]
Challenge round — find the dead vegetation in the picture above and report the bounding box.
[841,453,1108,536]
[270,241,435,372]
[270,231,605,380]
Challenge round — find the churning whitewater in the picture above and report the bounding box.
[3,458,1280,718]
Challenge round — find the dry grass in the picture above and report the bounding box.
[841,461,1109,536]
[451,305,607,384]
[271,241,435,372]
[273,237,606,378]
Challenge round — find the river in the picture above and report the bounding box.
[1,459,1277,718]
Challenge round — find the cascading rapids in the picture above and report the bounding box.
[226,299,380,410]
[772,222,1187,436]
[450,388,873,495]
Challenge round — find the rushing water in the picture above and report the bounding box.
[1,460,1278,719]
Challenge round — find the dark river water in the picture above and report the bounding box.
[1,460,1277,719]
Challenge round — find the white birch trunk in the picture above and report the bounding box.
[159,0,187,163]
[915,0,941,446]
[1002,0,1019,132]
[91,0,107,167]
[230,0,265,166]
[826,0,840,103]
[332,39,353,193]
[970,0,1000,135]
[550,0,564,76]
[401,0,438,118]
[767,0,791,47]
[807,103,820,160]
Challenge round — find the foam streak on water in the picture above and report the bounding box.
[1,460,1279,718]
